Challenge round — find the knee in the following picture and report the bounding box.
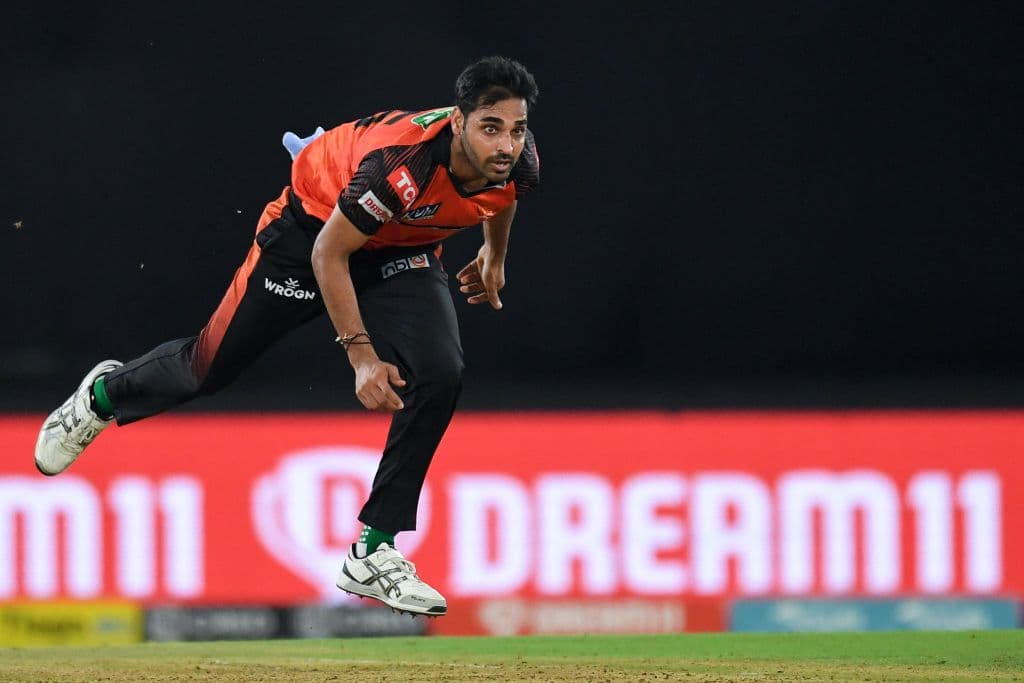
[195,372,230,397]
[414,350,464,398]
[192,358,238,398]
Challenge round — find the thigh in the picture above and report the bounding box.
[355,255,463,384]
[197,217,326,385]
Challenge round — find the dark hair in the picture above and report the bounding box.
[454,56,539,116]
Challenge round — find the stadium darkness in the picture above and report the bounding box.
[3,2,1021,412]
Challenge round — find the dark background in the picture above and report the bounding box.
[2,2,1021,411]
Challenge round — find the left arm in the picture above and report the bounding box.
[457,200,517,310]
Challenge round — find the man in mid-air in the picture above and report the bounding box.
[34,56,540,617]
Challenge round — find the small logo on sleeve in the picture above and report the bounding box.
[357,191,394,223]
[387,166,419,209]
[381,253,431,279]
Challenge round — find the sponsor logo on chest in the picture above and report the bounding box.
[401,203,441,221]
[387,166,419,209]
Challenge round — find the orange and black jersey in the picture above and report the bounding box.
[290,106,539,250]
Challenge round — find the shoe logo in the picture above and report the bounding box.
[264,277,317,300]
[251,447,432,601]
[57,405,82,434]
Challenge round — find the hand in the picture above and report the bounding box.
[457,245,506,310]
[352,354,406,412]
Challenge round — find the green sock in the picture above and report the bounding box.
[356,526,395,557]
[91,377,115,419]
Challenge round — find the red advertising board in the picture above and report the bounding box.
[1,412,1021,633]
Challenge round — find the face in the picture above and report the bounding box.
[452,97,529,184]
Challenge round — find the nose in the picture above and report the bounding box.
[496,132,513,154]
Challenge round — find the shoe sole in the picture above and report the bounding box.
[35,457,57,477]
[336,565,447,617]
[34,408,64,476]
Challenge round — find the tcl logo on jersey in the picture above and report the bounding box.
[387,166,419,209]
[401,203,441,221]
[357,190,393,223]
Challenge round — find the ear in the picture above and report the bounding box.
[451,107,465,136]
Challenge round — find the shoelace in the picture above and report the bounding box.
[56,402,102,445]
[57,403,82,432]
[378,551,427,587]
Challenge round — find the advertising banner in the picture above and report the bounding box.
[731,598,1020,632]
[144,604,424,640]
[433,598,725,636]
[0,601,142,646]
[1,412,1021,625]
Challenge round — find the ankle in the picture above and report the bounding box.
[90,376,115,420]
[354,525,395,557]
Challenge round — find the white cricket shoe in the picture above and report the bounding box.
[35,359,123,476]
[337,543,447,616]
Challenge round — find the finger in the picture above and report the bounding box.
[356,389,379,411]
[386,364,407,388]
[456,262,479,280]
[467,292,490,304]
[459,282,484,294]
[379,384,404,411]
[485,280,503,310]
[459,272,482,285]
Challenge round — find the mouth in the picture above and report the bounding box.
[490,158,513,173]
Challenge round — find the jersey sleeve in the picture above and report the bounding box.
[337,151,405,235]
[510,129,540,198]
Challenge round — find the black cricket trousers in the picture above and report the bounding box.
[102,188,464,533]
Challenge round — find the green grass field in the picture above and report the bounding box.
[2,631,1022,682]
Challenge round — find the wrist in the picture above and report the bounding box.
[481,243,507,261]
[346,343,378,367]
[335,331,376,366]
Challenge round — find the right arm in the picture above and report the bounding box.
[311,207,406,412]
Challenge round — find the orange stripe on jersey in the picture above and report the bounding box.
[255,187,290,234]
[194,241,261,379]
[194,187,291,378]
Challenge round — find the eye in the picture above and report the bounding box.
[483,125,498,134]
[512,127,526,138]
